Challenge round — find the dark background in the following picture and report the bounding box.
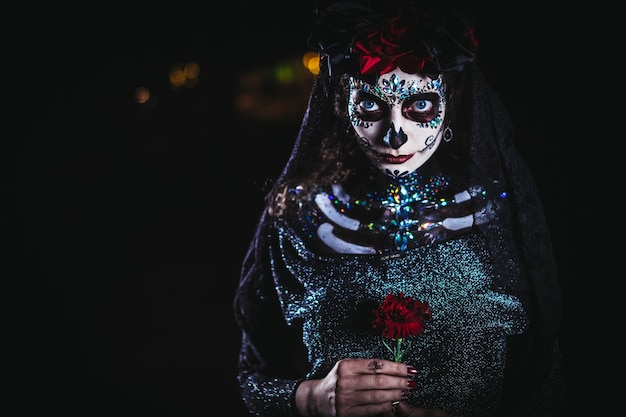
[7,2,583,416]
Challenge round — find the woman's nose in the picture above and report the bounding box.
[382,122,408,149]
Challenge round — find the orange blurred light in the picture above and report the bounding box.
[184,61,200,80]
[302,52,320,75]
[169,64,186,87]
[134,86,150,104]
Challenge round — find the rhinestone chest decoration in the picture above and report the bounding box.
[342,173,452,251]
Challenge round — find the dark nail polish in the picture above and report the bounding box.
[407,366,418,376]
[401,389,410,398]
[407,379,417,388]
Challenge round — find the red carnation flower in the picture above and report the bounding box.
[372,292,431,362]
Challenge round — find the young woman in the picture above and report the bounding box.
[233,1,563,416]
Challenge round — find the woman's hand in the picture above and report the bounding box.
[294,358,416,417]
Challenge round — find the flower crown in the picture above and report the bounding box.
[307,0,479,78]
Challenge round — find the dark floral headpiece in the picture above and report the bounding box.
[307,0,479,78]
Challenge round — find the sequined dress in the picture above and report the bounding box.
[235,171,559,417]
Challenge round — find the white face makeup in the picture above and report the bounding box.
[348,68,447,178]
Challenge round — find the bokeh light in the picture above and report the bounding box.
[302,52,320,75]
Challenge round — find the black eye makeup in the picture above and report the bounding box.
[352,91,389,122]
[351,89,441,124]
[401,93,440,123]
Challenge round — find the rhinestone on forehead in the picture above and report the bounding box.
[380,74,419,102]
[349,74,445,106]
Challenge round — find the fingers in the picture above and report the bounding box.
[338,357,416,377]
[336,393,407,417]
[333,359,416,415]
[352,373,417,392]
[336,358,418,394]
[329,358,421,416]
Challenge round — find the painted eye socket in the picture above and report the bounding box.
[402,93,440,123]
[353,93,388,121]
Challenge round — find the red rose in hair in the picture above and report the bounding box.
[353,10,431,75]
[309,1,479,77]
[372,292,431,362]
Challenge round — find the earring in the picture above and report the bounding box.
[443,126,453,142]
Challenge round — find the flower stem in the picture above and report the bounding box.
[382,339,394,357]
[395,338,404,362]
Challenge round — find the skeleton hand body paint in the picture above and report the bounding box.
[348,68,447,178]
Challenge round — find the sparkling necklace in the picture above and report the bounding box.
[343,171,453,251]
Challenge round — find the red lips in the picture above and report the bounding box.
[381,153,414,164]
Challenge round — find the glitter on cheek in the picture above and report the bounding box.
[348,100,367,128]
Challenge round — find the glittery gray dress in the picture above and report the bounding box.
[234,169,562,417]
[278,225,526,416]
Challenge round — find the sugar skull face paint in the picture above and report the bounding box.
[348,68,446,178]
